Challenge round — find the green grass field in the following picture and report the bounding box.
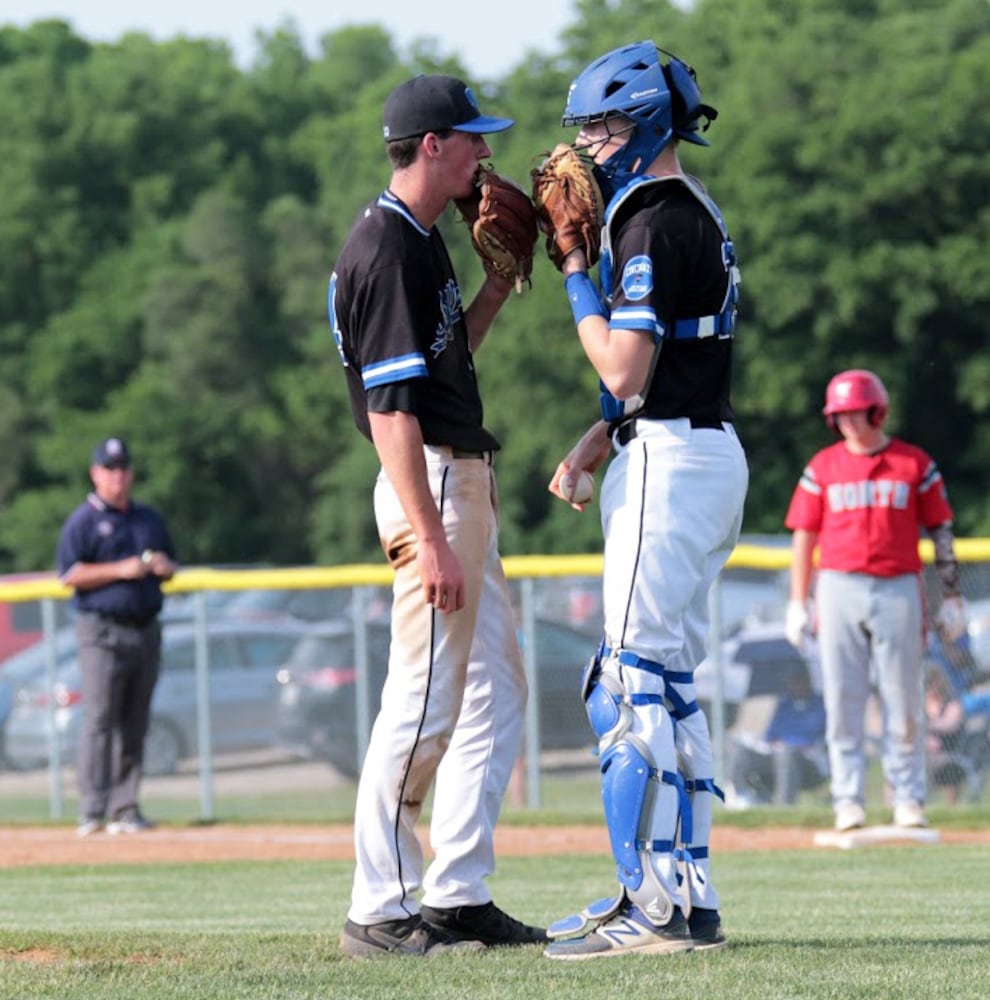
[3,765,987,999]
[2,770,985,830]
[2,843,989,1000]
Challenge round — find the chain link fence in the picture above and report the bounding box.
[2,540,988,821]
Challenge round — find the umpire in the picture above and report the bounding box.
[57,437,177,837]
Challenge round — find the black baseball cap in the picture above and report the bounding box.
[92,437,132,469]
[382,74,514,142]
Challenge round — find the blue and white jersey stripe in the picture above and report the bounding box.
[376,191,431,237]
[610,305,664,341]
[327,271,348,367]
[362,353,428,389]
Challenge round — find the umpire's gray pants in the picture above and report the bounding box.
[76,614,161,821]
[816,571,925,808]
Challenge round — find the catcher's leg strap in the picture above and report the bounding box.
[663,668,702,721]
[686,776,725,803]
[679,777,725,852]
[675,777,725,906]
[676,778,724,866]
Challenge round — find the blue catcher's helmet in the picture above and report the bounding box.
[563,40,717,191]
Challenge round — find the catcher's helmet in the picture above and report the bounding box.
[823,369,889,429]
[562,41,717,187]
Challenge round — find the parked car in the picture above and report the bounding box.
[693,622,820,729]
[276,617,600,778]
[0,572,73,662]
[3,619,312,775]
[160,586,369,625]
[0,626,79,767]
[963,597,990,672]
[533,568,787,639]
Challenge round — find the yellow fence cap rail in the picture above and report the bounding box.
[1,538,988,603]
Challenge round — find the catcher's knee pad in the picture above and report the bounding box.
[584,666,633,752]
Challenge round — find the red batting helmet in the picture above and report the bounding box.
[823,369,889,429]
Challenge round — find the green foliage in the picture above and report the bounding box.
[2,1,990,571]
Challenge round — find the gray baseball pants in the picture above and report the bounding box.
[75,613,161,822]
[815,570,925,808]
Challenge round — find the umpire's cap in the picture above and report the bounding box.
[92,437,132,469]
[383,75,514,141]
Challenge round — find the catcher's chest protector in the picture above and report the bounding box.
[599,175,739,338]
[596,175,740,424]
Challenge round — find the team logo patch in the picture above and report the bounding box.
[430,279,462,358]
[621,255,653,301]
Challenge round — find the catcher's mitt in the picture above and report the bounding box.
[531,144,605,270]
[456,168,538,292]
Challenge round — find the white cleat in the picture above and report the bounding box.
[544,903,694,961]
[893,802,929,829]
[834,802,866,832]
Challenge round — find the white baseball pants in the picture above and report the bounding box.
[347,447,526,925]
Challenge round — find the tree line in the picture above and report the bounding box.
[1,0,988,572]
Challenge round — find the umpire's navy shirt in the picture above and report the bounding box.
[56,494,177,619]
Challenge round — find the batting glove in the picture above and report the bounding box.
[785,599,811,650]
[934,595,967,643]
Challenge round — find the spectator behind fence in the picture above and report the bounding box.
[57,437,177,838]
[924,667,969,804]
[926,629,984,699]
[728,665,827,807]
[962,690,990,716]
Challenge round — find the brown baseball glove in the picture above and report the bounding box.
[531,144,605,270]
[456,168,538,292]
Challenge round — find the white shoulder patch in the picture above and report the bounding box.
[621,255,653,301]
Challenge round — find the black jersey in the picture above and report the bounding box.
[329,191,499,453]
[604,177,737,424]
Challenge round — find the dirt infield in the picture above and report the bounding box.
[3,823,989,867]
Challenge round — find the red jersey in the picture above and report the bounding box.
[784,438,953,576]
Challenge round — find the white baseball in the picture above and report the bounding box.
[560,469,595,504]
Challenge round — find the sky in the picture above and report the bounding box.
[8,0,579,80]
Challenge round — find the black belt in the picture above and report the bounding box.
[94,611,158,628]
[449,449,489,460]
[614,417,727,446]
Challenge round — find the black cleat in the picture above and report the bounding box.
[688,908,727,951]
[421,901,547,947]
[340,915,485,958]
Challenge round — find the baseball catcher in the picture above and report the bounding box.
[539,41,740,961]
[456,167,538,292]
[530,143,605,270]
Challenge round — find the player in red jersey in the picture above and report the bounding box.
[784,369,966,832]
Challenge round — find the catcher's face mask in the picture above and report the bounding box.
[575,116,635,167]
